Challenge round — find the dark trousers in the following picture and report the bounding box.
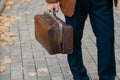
[65,0,116,80]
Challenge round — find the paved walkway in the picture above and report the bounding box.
[0,0,120,80]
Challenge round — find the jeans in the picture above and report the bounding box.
[65,0,116,80]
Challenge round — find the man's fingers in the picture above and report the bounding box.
[54,6,59,12]
[47,3,53,12]
[114,0,118,7]
[46,3,59,12]
[54,4,59,12]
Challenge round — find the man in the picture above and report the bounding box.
[46,0,118,80]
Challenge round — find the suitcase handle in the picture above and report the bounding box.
[53,10,56,18]
[44,11,55,18]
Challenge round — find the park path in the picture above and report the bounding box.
[0,0,120,80]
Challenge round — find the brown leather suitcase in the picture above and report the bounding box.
[34,12,73,55]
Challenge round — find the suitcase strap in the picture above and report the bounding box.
[52,11,63,44]
[58,22,63,43]
[44,11,63,43]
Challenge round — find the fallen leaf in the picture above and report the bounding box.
[28,72,37,77]
[21,41,26,44]
[1,56,12,64]
[0,22,4,26]
[0,14,16,46]
[24,11,30,15]
[4,1,14,10]
[37,68,48,72]
[15,41,26,46]
[11,37,17,40]
[19,0,30,2]
[20,67,25,70]
[0,66,6,73]
[67,71,72,75]
[0,42,7,46]
[5,1,14,6]
[0,36,12,42]
[4,56,9,58]
[7,42,14,46]
[5,6,11,10]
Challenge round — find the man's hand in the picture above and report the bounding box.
[114,0,118,7]
[46,3,59,12]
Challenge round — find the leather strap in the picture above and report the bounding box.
[44,11,63,44]
[58,22,63,43]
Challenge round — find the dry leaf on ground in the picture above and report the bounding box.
[4,56,9,58]
[67,71,72,75]
[0,14,16,46]
[16,41,26,45]
[0,66,6,73]
[28,72,37,77]
[1,56,12,64]
[20,67,25,70]
[20,41,26,44]
[37,68,48,72]
[4,1,15,10]
[19,0,30,2]
[4,0,30,10]
[24,11,30,15]
[0,42,7,46]
[7,42,14,46]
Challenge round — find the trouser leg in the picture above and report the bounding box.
[89,0,116,80]
[65,0,90,80]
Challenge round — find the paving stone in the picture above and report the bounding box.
[0,0,120,80]
[0,74,11,80]
[11,70,23,80]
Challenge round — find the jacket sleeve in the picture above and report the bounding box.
[46,0,59,3]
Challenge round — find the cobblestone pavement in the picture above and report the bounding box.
[0,0,120,80]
